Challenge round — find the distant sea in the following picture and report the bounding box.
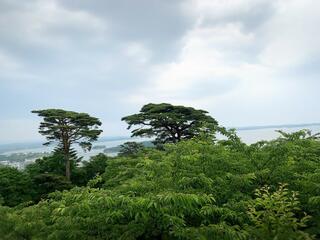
[236,124,320,143]
[0,124,319,167]
[0,138,132,159]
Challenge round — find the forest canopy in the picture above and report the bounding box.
[122,103,226,145]
[0,105,319,240]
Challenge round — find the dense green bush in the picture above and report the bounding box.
[0,130,319,239]
[73,153,109,186]
[0,166,34,207]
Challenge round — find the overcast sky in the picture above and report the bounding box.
[0,0,319,143]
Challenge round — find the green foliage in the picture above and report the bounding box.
[25,152,66,177]
[32,173,73,202]
[75,153,109,185]
[32,109,103,180]
[122,103,225,144]
[32,109,103,149]
[0,166,33,207]
[247,184,313,239]
[118,141,145,157]
[0,129,320,239]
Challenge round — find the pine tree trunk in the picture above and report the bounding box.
[63,140,71,181]
[65,154,71,181]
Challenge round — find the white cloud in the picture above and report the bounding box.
[125,0,320,126]
[259,0,320,68]
[126,9,261,104]
[0,0,319,142]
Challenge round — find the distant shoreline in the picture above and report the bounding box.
[1,123,319,153]
[234,123,320,131]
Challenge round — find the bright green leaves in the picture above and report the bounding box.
[247,184,314,240]
[1,129,320,239]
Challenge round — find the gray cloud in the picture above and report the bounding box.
[0,0,319,143]
[55,0,193,62]
[200,0,276,31]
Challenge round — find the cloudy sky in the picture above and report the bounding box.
[0,0,319,143]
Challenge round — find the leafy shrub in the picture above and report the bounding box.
[0,130,319,239]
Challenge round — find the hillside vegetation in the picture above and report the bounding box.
[0,104,319,239]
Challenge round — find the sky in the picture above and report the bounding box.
[0,0,319,144]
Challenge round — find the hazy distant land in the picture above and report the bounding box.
[1,123,319,169]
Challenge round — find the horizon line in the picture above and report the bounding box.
[1,122,320,146]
